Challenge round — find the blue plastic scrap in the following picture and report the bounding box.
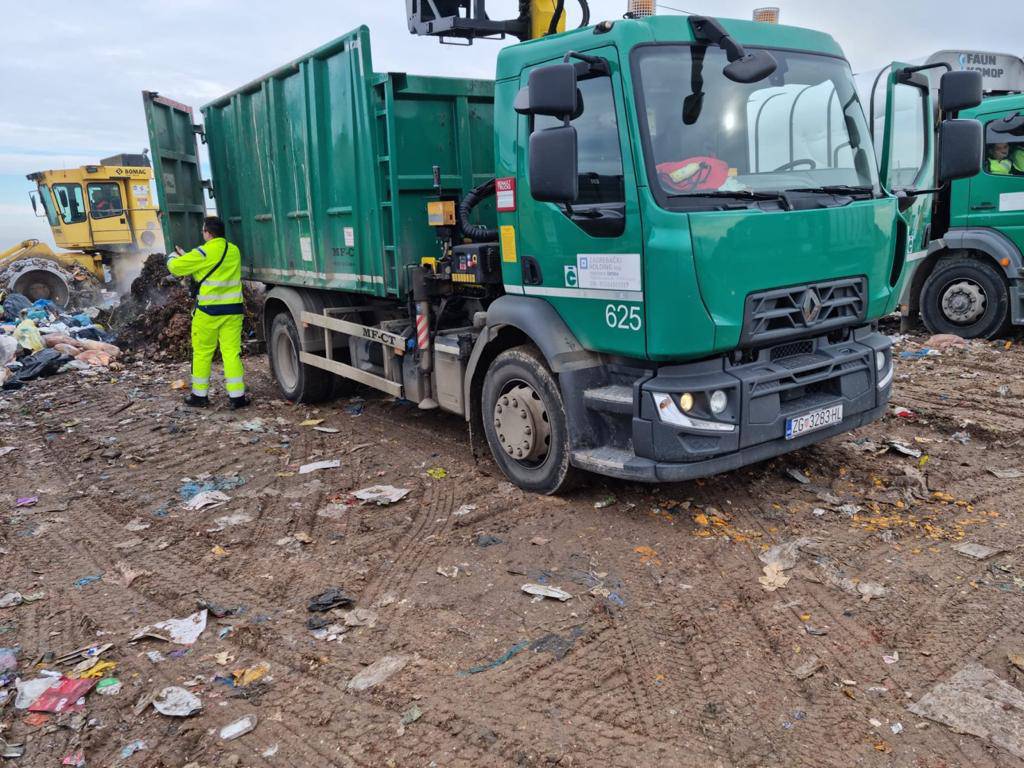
[459,641,530,676]
[179,476,246,502]
[73,575,102,589]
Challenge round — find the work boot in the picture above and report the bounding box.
[229,394,252,410]
[183,393,209,408]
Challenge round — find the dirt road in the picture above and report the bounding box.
[2,334,1023,767]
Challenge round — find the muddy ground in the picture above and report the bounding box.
[1,332,1023,768]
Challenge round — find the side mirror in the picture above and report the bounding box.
[939,70,983,113]
[723,50,777,84]
[938,119,983,183]
[529,125,578,203]
[518,63,579,117]
[29,192,38,215]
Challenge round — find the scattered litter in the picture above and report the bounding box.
[0,447,15,457]
[262,745,280,758]
[475,534,502,547]
[594,495,616,509]
[95,678,122,696]
[170,379,187,390]
[893,406,916,419]
[793,655,822,680]
[426,467,448,480]
[954,542,1004,561]
[299,459,341,474]
[237,418,266,432]
[988,468,1024,480]
[0,593,22,609]
[758,536,813,592]
[72,575,102,589]
[453,504,477,517]
[316,503,349,520]
[314,426,340,434]
[220,714,258,741]
[232,662,270,688]
[436,566,459,578]
[900,348,941,359]
[888,441,923,458]
[883,651,900,665]
[299,418,324,427]
[105,561,149,588]
[784,468,811,484]
[521,584,572,602]
[152,686,202,717]
[891,722,903,735]
[0,739,24,759]
[347,655,409,692]
[925,334,967,350]
[460,642,529,675]
[145,651,166,664]
[951,431,971,445]
[401,704,423,725]
[308,588,354,613]
[124,518,150,531]
[15,677,58,709]
[28,677,95,713]
[61,750,85,767]
[132,609,208,645]
[344,608,379,628]
[15,497,37,508]
[120,740,146,759]
[909,663,1024,759]
[184,490,231,511]
[759,563,790,591]
[353,485,409,505]
[293,532,314,544]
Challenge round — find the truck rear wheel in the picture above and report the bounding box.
[481,346,578,495]
[268,312,333,403]
[920,256,1010,339]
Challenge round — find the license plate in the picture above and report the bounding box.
[785,404,843,440]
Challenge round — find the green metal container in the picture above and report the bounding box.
[201,26,495,297]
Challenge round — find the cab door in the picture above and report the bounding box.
[86,181,132,245]
[876,62,936,296]
[514,47,646,358]
[969,110,1024,255]
[142,91,207,252]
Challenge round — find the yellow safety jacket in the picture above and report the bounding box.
[1012,148,1024,174]
[167,237,244,315]
[989,157,1013,175]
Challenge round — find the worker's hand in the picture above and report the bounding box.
[174,246,185,256]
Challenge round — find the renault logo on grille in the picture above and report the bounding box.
[801,289,823,325]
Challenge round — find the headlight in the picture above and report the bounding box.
[709,390,728,415]
[678,392,694,412]
[876,351,886,371]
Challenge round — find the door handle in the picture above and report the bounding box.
[522,256,543,286]
[971,202,996,211]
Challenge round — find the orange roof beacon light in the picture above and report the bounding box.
[627,0,655,18]
[753,7,781,23]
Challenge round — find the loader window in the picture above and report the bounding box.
[37,185,58,226]
[883,83,928,188]
[87,182,124,218]
[533,75,626,237]
[984,116,1024,175]
[52,184,86,225]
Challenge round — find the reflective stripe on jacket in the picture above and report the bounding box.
[167,237,244,315]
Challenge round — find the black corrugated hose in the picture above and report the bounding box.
[547,0,591,36]
[458,179,499,243]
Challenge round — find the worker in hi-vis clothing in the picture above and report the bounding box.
[167,216,250,409]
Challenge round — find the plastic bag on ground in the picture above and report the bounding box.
[14,318,43,352]
[3,349,71,389]
[2,293,30,322]
[0,336,17,366]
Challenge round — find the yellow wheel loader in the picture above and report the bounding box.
[1,153,163,308]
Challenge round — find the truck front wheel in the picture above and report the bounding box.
[920,256,1010,339]
[481,346,578,495]
[268,312,334,403]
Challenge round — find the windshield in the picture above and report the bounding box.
[36,185,58,226]
[634,46,880,206]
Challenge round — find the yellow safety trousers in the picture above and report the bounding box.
[191,311,245,398]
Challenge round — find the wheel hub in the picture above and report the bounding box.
[940,280,986,324]
[493,383,551,464]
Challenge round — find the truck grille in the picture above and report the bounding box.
[741,277,866,346]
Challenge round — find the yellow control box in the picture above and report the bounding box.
[427,201,456,227]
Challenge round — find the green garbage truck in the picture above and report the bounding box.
[862,50,1024,338]
[142,3,983,493]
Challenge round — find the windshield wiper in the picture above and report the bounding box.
[784,185,876,196]
[667,190,785,201]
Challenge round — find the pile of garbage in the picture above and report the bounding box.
[1,294,121,390]
[110,254,264,363]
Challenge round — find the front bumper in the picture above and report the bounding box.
[571,328,892,483]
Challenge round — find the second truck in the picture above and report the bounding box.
[143,1,983,493]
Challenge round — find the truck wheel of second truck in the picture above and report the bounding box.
[920,256,1010,340]
[482,346,578,495]
[268,312,334,403]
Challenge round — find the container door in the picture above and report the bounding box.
[969,110,1024,254]
[514,48,646,358]
[142,91,206,252]
[85,181,131,245]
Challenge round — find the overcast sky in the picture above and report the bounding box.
[2,0,1019,247]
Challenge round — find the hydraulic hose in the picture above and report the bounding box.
[458,179,499,243]
[547,0,591,36]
